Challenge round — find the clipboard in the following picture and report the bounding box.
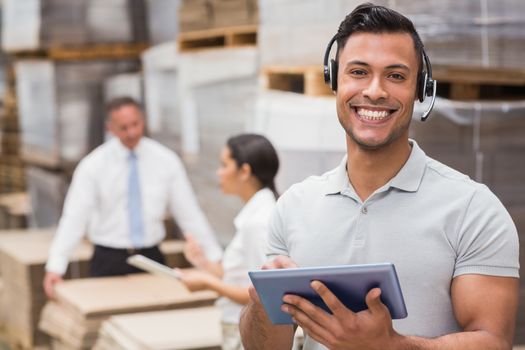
[126,254,182,280]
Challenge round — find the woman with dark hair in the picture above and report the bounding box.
[178,133,279,350]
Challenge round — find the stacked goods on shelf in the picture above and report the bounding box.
[103,72,143,103]
[0,230,188,349]
[0,229,91,349]
[255,0,353,191]
[15,59,139,170]
[258,0,385,67]
[145,0,180,45]
[178,0,257,32]
[93,307,222,350]
[397,0,525,69]
[14,59,140,227]
[0,71,26,195]
[39,274,217,349]
[1,0,147,52]
[252,91,346,191]
[142,37,258,244]
[0,192,30,229]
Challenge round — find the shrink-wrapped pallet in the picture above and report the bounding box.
[15,59,139,169]
[1,0,147,52]
[251,91,346,191]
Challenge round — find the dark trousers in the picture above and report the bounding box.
[90,244,165,277]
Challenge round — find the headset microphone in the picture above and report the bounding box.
[323,34,437,121]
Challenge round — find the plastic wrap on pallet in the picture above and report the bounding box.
[143,45,258,152]
[395,0,525,69]
[258,0,388,66]
[26,166,68,228]
[145,0,180,45]
[143,45,258,244]
[411,97,525,207]
[15,59,139,168]
[1,0,147,52]
[251,90,346,191]
[103,72,143,104]
[188,78,257,245]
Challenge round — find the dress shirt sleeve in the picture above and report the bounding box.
[45,161,97,275]
[168,156,223,262]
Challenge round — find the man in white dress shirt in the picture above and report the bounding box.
[43,96,222,299]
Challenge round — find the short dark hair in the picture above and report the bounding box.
[105,96,143,115]
[227,134,280,199]
[335,3,424,71]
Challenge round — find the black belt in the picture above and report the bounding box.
[94,244,160,256]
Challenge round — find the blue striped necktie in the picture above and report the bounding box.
[128,151,145,248]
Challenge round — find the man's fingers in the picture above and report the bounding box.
[262,255,298,270]
[283,292,334,327]
[311,280,353,320]
[248,285,261,303]
[365,288,389,316]
[281,302,333,346]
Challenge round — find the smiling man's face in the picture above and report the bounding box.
[335,32,419,150]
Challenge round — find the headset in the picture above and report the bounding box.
[323,34,437,121]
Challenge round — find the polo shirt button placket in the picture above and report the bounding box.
[361,206,368,214]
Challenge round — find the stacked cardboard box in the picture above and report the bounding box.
[0,229,91,348]
[0,192,29,229]
[0,230,188,349]
[1,0,147,52]
[39,274,217,349]
[94,306,222,350]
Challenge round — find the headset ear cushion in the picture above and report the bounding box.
[329,59,338,91]
[417,72,427,102]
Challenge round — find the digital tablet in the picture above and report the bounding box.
[248,263,407,324]
[126,254,181,280]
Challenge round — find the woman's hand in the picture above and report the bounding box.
[178,268,219,292]
[183,234,209,269]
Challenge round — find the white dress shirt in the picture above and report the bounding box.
[216,188,276,324]
[46,137,223,275]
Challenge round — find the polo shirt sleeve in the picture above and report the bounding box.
[453,184,520,278]
[266,201,290,259]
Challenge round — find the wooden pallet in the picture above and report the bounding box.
[261,65,333,97]
[433,64,525,101]
[178,25,257,52]
[11,43,147,61]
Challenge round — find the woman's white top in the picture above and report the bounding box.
[217,188,276,324]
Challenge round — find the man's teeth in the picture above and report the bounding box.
[357,108,389,120]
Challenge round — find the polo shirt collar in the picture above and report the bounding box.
[323,156,351,195]
[388,139,426,192]
[322,139,427,195]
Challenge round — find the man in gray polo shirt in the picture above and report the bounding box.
[240,3,519,350]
